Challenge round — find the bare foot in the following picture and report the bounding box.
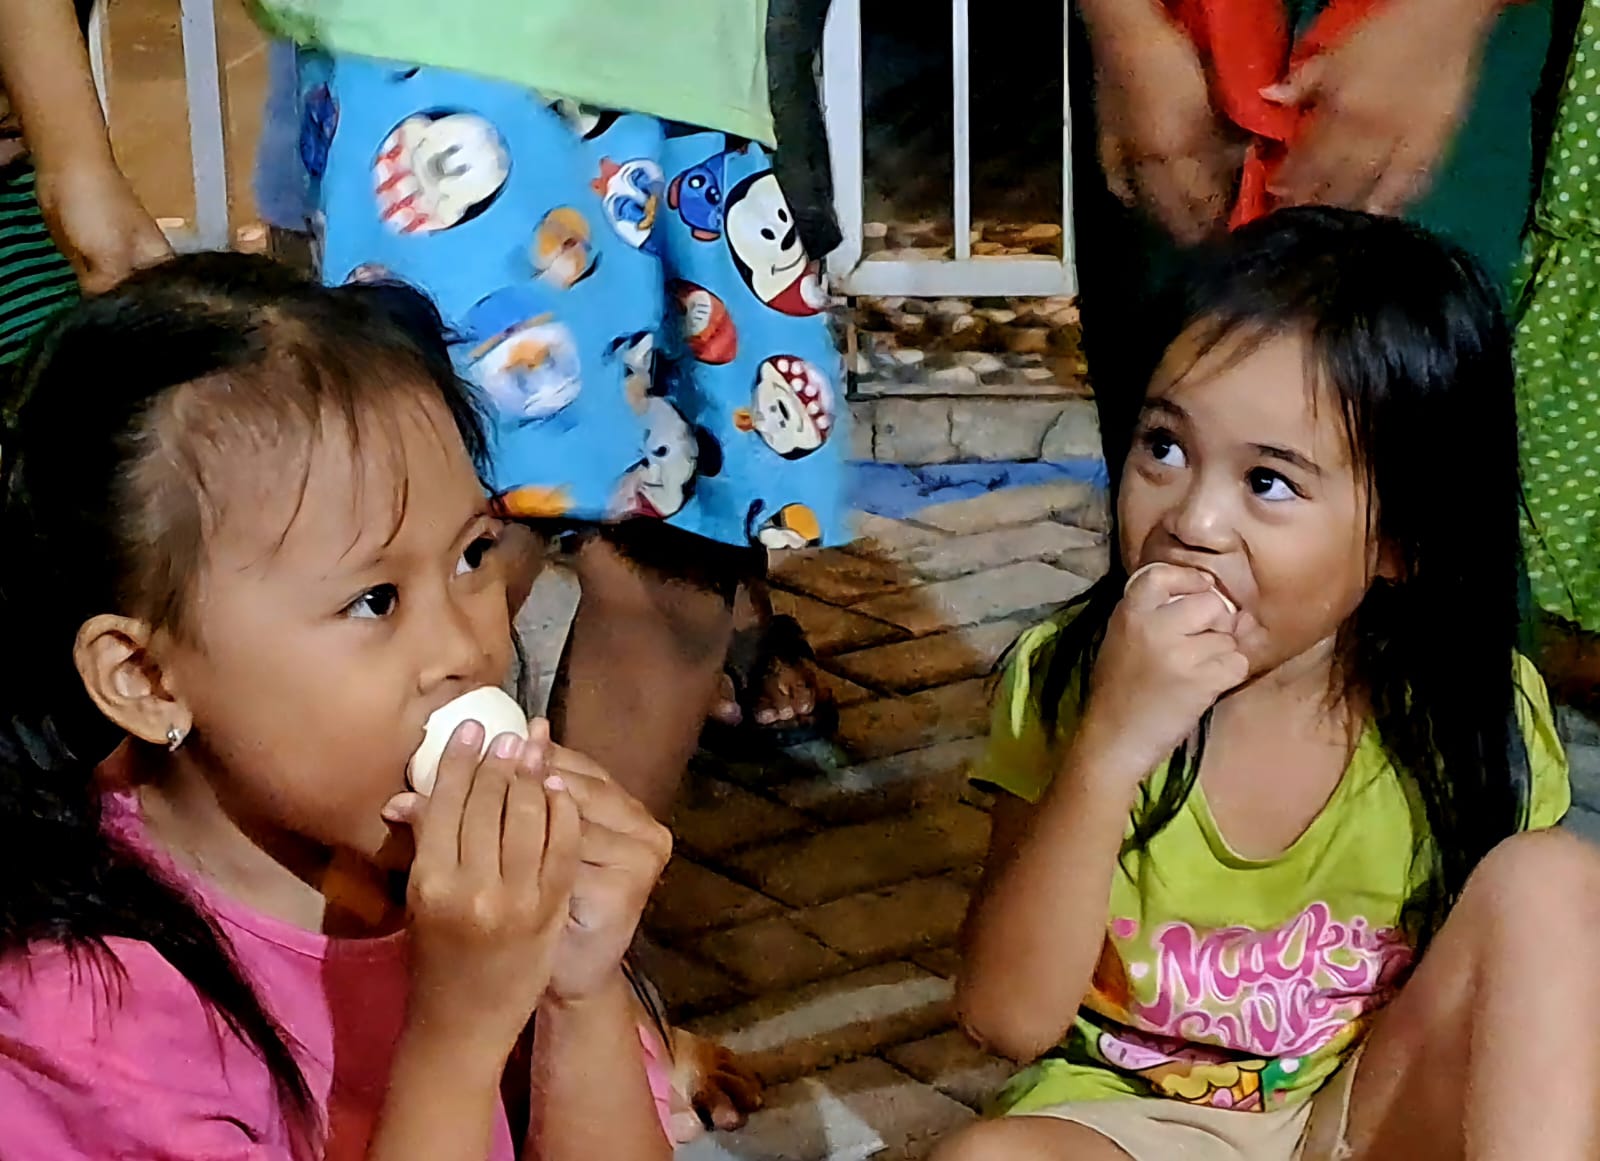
[669,1027,763,1139]
[710,639,825,732]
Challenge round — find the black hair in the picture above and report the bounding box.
[0,251,489,1150]
[1033,207,1526,940]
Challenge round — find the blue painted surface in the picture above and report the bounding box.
[849,459,1108,520]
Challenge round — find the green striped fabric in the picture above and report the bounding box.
[0,164,77,375]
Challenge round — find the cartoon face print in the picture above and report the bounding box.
[671,282,737,365]
[373,111,510,234]
[299,84,337,179]
[612,397,700,520]
[592,158,665,250]
[610,331,656,411]
[1097,1031,1270,1111]
[725,172,828,317]
[532,207,599,290]
[469,314,582,424]
[747,502,822,550]
[734,356,835,459]
[666,153,728,241]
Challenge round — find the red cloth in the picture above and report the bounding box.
[1163,0,1391,225]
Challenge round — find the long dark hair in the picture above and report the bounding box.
[0,252,488,1149]
[1035,207,1526,939]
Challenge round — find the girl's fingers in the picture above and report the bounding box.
[539,783,583,911]
[1124,562,1217,608]
[546,737,611,783]
[459,731,523,880]
[412,720,485,870]
[576,819,665,874]
[552,768,669,848]
[1161,587,1238,636]
[382,791,424,827]
[501,762,554,887]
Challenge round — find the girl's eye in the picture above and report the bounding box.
[455,533,499,576]
[345,584,399,620]
[1141,427,1187,468]
[1248,468,1300,502]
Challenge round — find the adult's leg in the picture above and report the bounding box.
[931,1116,1133,1161]
[547,523,748,818]
[1340,829,1600,1159]
[1067,8,1191,497]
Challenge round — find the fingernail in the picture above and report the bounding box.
[455,720,485,749]
[493,731,522,759]
[544,774,567,792]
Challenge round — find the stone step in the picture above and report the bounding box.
[851,395,1099,465]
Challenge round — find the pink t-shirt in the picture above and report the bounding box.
[0,790,518,1160]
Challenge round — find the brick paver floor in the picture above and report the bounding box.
[517,480,1600,1161]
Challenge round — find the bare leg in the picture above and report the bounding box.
[547,533,733,818]
[1343,829,1600,1160]
[931,1115,1134,1161]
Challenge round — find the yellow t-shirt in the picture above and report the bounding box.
[973,621,1570,1116]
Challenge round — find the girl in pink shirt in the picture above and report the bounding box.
[0,251,675,1160]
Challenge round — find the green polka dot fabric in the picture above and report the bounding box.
[1516,5,1600,633]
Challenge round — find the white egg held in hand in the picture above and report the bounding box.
[1125,561,1237,617]
[407,686,529,795]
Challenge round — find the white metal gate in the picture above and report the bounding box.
[821,0,1077,299]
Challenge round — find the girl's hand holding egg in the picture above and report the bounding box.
[1076,562,1251,782]
[391,713,579,1057]
[394,688,670,1008]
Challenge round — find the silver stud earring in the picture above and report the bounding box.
[166,725,187,752]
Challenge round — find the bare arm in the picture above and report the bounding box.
[957,734,1145,1062]
[1069,0,1239,243]
[0,0,168,290]
[0,0,105,172]
[367,1025,516,1161]
[1074,0,1176,64]
[959,565,1248,1061]
[525,972,672,1161]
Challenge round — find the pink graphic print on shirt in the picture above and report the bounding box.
[1131,902,1413,1056]
[1091,902,1414,1108]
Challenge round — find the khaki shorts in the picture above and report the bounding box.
[1011,1058,1359,1161]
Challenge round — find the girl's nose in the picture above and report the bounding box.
[1167,478,1235,553]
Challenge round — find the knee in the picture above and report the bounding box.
[930,1117,1061,1161]
[1463,828,1600,936]
[930,1120,1020,1161]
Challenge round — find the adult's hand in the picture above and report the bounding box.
[34,153,171,294]
[1264,0,1498,215]
[1090,10,1243,246]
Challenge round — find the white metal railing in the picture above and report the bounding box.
[821,0,1077,298]
[92,0,231,254]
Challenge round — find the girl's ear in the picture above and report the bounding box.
[73,614,190,748]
